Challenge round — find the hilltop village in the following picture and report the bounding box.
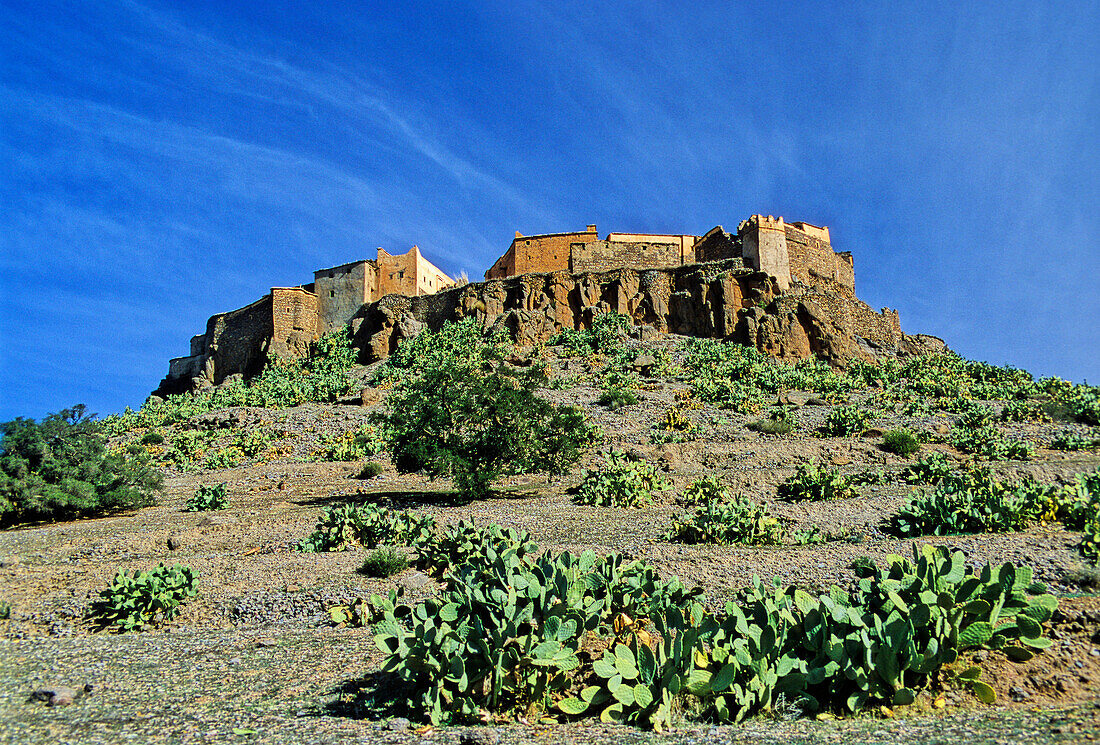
[157,216,941,395]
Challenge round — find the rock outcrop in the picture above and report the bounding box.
[349,260,941,367]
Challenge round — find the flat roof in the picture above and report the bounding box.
[314,259,370,275]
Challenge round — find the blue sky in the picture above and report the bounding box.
[1,0,1097,422]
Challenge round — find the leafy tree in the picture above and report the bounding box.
[378,323,598,498]
[0,405,162,525]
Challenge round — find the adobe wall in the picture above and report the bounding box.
[314,261,374,334]
[693,226,742,264]
[784,225,854,291]
[487,229,600,279]
[270,287,318,358]
[204,294,274,385]
[569,240,684,274]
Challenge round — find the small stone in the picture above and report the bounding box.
[830,455,851,466]
[401,571,432,591]
[460,731,501,745]
[32,686,79,707]
[860,428,884,438]
[167,536,181,551]
[384,717,411,731]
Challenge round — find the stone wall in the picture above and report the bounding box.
[569,240,684,274]
[270,287,318,359]
[785,224,854,290]
[314,261,373,333]
[693,226,743,263]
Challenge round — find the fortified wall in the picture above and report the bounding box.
[155,215,943,397]
[157,246,453,394]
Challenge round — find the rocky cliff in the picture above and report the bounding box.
[349,259,943,368]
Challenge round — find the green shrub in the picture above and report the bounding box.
[298,503,436,553]
[234,429,273,458]
[0,405,162,526]
[314,423,385,461]
[1050,433,1099,451]
[371,539,1055,728]
[183,483,228,512]
[791,524,827,545]
[357,462,384,479]
[551,313,632,357]
[379,323,597,499]
[102,329,359,434]
[882,429,920,457]
[819,405,873,437]
[574,451,669,508]
[90,563,198,632]
[667,497,784,545]
[598,387,638,410]
[777,463,859,502]
[0,600,10,619]
[901,452,956,485]
[950,425,1034,460]
[360,547,408,578]
[203,446,243,470]
[140,431,165,445]
[414,520,537,576]
[889,466,1052,536]
[371,539,701,726]
[747,408,797,436]
[999,399,1047,422]
[678,476,730,506]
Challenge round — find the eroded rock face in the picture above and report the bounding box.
[348,260,938,367]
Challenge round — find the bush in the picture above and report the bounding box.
[1050,433,1099,451]
[314,423,385,462]
[667,497,784,545]
[140,431,165,445]
[90,563,198,632]
[360,547,408,578]
[777,463,859,502]
[950,425,1034,460]
[573,451,669,508]
[380,323,597,499]
[0,405,162,526]
[370,540,1055,728]
[551,312,631,357]
[882,429,920,457]
[747,408,797,435]
[414,520,538,576]
[357,462,384,479]
[203,446,243,470]
[598,386,638,410]
[677,476,730,506]
[889,466,1053,536]
[183,483,228,512]
[901,452,956,485]
[819,405,873,437]
[298,503,435,553]
[102,329,359,434]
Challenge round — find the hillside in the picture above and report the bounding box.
[2,320,1099,744]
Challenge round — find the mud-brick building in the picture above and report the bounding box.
[487,217,855,295]
[484,226,700,279]
[160,246,452,392]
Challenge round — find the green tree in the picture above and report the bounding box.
[0,405,162,525]
[378,323,597,498]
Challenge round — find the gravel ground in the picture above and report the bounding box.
[2,347,1100,743]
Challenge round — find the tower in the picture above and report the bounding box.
[738,215,791,291]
